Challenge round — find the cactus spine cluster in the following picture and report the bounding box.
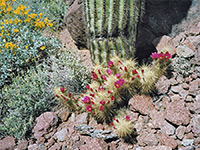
[54,51,171,138]
[84,0,145,64]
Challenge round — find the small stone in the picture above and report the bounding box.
[177,76,185,84]
[176,126,186,140]
[54,128,68,142]
[182,139,194,147]
[143,146,173,150]
[57,109,70,122]
[191,115,200,136]
[49,143,61,150]
[0,136,16,150]
[184,133,194,139]
[160,133,177,149]
[46,137,55,148]
[189,99,200,114]
[189,79,200,96]
[75,112,88,124]
[129,95,154,115]
[165,100,190,126]
[162,96,170,109]
[79,137,108,150]
[171,85,182,94]
[191,74,197,80]
[182,83,190,90]
[170,94,181,101]
[138,133,158,146]
[194,137,200,146]
[155,76,171,94]
[176,45,195,58]
[70,113,76,122]
[185,96,194,102]
[15,140,28,150]
[185,77,192,83]
[28,144,39,150]
[161,121,176,136]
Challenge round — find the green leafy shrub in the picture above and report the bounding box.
[0,50,91,139]
[0,68,57,139]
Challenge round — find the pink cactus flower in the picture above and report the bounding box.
[158,53,164,60]
[107,68,112,75]
[99,105,104,111]
[151,52,158,59]
[86,105,93,112]
[98,86,103,91]
[114,80,121,88]
[82,96,91,103]
[107,61,114,68]
[116,73,121,78]
[86,85,90,90]
[164,51,171,59]
[125,115,130,121]
[119,79,125,85]
[60,87,65,93]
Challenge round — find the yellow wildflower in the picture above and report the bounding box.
[28,13,37,19]
[24,18,31,23]
[0,50,2,53]
[8,19,13,24]
[26,59,29,62]
[25,45,28,49]
[40,46,45,50]
[14,29,19,33]
[5,42,10,49]
[39,13,43,17]
[13,52,16,55]
[13,8,20,15]
[6,5,12,12]
[0,26,4,29]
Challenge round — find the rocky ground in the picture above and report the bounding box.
[0,8,200,150]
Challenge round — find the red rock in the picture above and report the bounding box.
[142,146,172,150]
[129,95,154,115]
[33,112,58,141]
[161,121,176,136]
[137,133,158,146]
[46,137,55,148]
[171,85,183,94]
[149,109,165,128]
[189,99,200,114]
[160,133,177,149]
[176,126,186,140]
[189,79,200,96]
[155,76,171,94]
[165,100,190,126]
[75,112,88,124]
[162,96,170,109]
[0,136,16,150]
[170,94,181,101]
[49,143,61,150]
[176,45,195,58]
[185,96,194,102]
[79,137,108,150]
[57,109,70,122]
[191,115,200,137]
[16,140,28,150]
[181,83,190,90]
[194,137,200,146]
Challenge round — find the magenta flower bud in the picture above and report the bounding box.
[107,61,114,68]
[92,73,98,80]
[151,52,158,59]
[107,68,112,75]
[116,73,121,78]
[101,75,107,81]
[60,87,65,93]
[100,100,106,105]
[86,85,90,90]
[98,86,103,91]
[132,69,138,75]
[99,105,104,111]
[124,66,128,72]
[125,115,130,121]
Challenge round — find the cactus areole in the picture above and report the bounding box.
[84,0,145,64]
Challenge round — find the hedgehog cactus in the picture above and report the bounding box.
[110,109,134,138]
[54,51,171,138]
[84,0,145,64]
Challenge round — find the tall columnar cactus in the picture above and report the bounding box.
[84,0,145,64]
